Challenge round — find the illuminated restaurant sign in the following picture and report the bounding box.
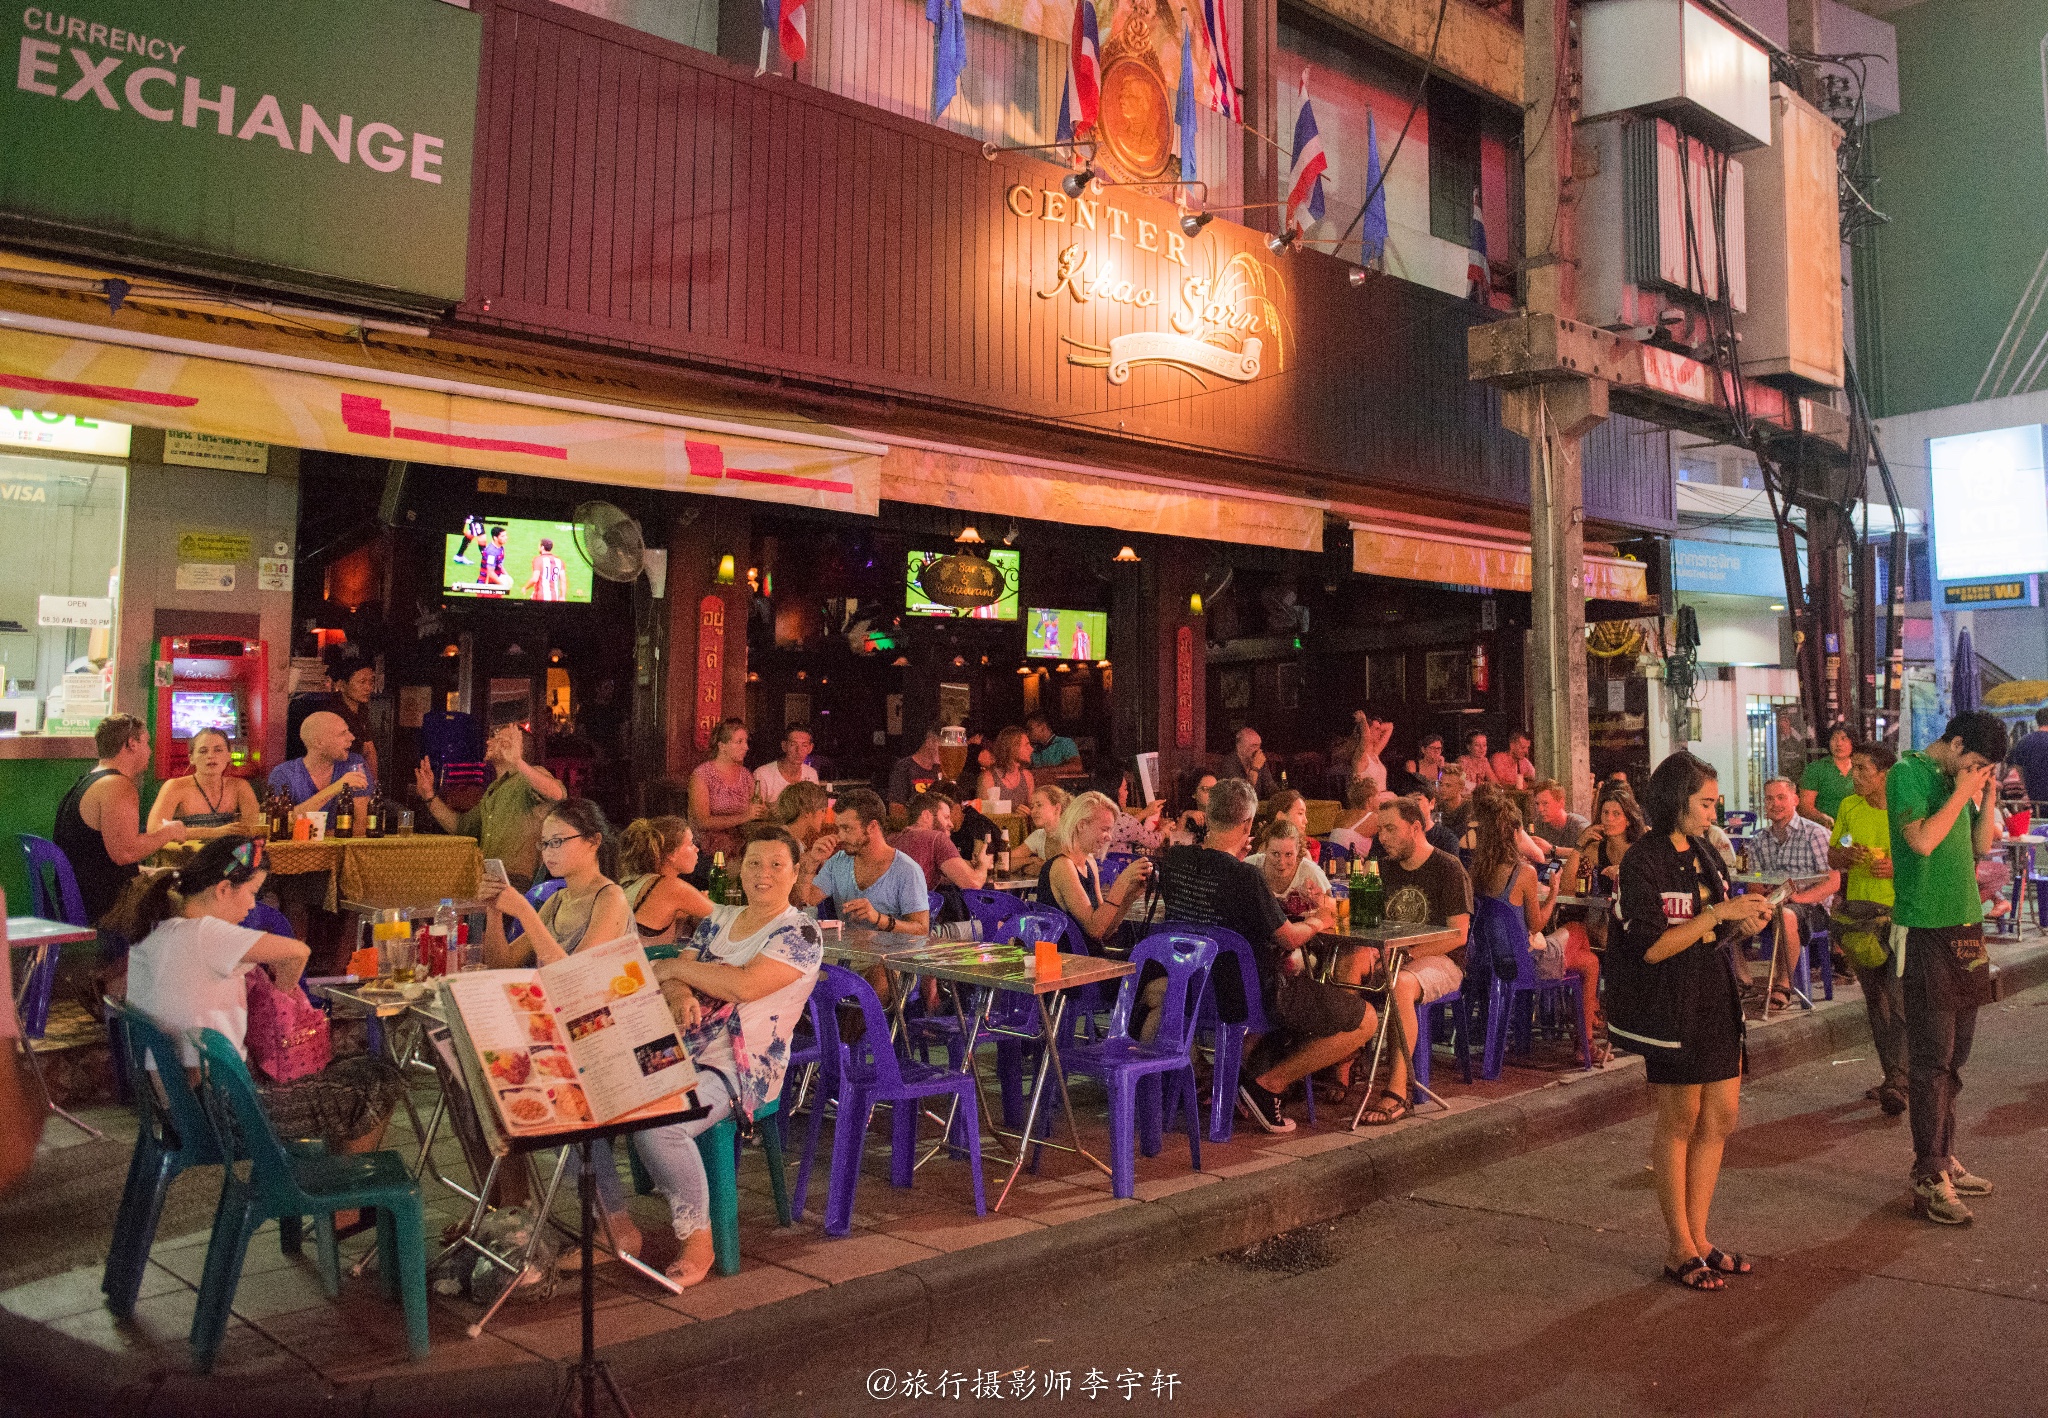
[917,553,1008,609]
[1005,184,1285,388]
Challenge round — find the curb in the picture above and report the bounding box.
[18,945,2048,1416]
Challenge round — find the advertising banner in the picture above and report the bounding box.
[1,0,479,303]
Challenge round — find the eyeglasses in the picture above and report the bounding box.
[539,834,588,852]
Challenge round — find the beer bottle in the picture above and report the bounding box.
[706,851,727,905]
[1355,861,1385,929]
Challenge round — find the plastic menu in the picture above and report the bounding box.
[443,935,699,1135]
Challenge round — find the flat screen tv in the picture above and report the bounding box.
[170,689,240,740]
[1025,608,1107,659]
[444,517,594,602]
[905,549,1019,620]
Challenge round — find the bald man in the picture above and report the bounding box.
[266,709,374,813]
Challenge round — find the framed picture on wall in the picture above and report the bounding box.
[1424,651,1470,705]
[1134,751,1160,807]
[1220,667,1252,712]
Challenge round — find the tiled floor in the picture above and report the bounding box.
[7,938,2031,1387]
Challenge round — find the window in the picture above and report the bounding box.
[0,436,127,734]
[1427,81,1481,244]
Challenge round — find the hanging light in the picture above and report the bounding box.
[1062,167,1097,199]
[714,554,736,585]
[954,524,985,546]
[1180,210,1214,238]
[1096,659,1110,668]
[1113,545,1140,563]
[1189,592,1204,615]
[1056,662,1072,673]
[1267,227,1299,254]
[892,655,911,667]
[1016,665,1033,675]
[1349,267,1368,288]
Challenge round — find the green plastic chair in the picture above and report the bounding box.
[189,1029,430,1371]
[625,1098,788,1277]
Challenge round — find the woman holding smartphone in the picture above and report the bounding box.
[1609,752,1775,1291]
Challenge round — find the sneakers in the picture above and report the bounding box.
[1947,1160,1994,1196]
[1237,1079,1297,1134]
[1911,1173,1974,1226]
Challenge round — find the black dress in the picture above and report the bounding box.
[1610,834,1746,1086]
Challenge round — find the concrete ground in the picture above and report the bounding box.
[710,977,2048,1418]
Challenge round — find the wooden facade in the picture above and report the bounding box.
[460,0,1672,533]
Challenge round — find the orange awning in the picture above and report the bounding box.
[1351,522,1649,600]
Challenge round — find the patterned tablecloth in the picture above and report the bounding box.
[156,836,482,912]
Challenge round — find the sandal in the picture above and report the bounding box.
[1704,1247,1753,1276]
[1360,1091,1411,1127]
[1766,987,1793,1011]
[1664,1256,1726,1291]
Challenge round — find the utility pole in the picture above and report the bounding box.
[1502,0,1605,814]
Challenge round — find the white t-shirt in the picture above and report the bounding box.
[675,904,824,1117]
[1244,852,1332,896]
[126,915,265,1066]
[754,760,819,803]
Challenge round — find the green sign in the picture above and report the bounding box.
[2,1,479,305]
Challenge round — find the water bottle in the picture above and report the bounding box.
[431,898,458,977]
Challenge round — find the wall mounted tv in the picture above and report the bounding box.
[905,549,1019,620]
[1025,608,1107,659]
[443,517,594,602]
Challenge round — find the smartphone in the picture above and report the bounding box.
[481,858,510,893]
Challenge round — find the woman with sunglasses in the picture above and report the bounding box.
[483,798,632,967]
[114,835,404,1150]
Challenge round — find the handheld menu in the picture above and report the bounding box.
[442,935,698,1136]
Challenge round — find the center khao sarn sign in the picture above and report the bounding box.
[2,0,479,306]
[1004,181,1286,390]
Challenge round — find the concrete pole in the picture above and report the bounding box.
[1510,0,1605,814]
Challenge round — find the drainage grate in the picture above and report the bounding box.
[1217,1222,1342,1277]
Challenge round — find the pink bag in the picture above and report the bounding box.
[244,970,332,1083]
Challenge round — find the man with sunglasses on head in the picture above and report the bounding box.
[415,719,566,889]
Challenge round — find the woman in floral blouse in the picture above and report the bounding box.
[642,826,822,1284]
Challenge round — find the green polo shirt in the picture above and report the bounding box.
[455,770,552,888]
[1800,756,1855,820]
[1885,752,1980,929]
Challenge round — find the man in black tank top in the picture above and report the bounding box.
[52,716,185,933]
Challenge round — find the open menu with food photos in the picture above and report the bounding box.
[442,934,699,1136]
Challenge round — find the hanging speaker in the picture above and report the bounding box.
[1676,604,1701,649]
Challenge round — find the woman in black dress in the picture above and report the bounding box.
[1611,752,1774,1291]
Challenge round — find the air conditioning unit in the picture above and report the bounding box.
[1577,116,1748,329]
[1732,83,1844,389]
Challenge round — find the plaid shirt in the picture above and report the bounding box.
[1749,814,1832,879]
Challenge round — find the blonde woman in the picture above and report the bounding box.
[618,816,716,947]
[1038,791,1153,953]
[1012,784,1072,872]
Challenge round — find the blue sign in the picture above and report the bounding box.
[1672,540,1790,599]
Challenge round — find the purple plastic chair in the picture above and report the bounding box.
[981,905,1083,1129]
[962,889,1030,938]
[18,834,93,1095]
[1142,923,1294,1143]
[1041,931,1215,1199]
[810,964,985,1237]
[1471,894,1591,1079]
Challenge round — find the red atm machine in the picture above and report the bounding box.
[151,636,270,780]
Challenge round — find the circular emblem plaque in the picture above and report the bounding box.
[1097,57,1173,180]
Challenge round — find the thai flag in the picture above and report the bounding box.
[780,0,808,63]
[1065,0,1100,140]
[1198,0,1241,121]
[1467,187,1489,302]
[1284,73,1328,233]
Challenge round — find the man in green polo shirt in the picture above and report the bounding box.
[1827,741,1906,1115]
[1886,710,2006,1226]
[414,721,566,889]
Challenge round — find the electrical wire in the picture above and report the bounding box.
[1330,0,1451,255]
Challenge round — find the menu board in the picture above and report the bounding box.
[444,935,699,1136]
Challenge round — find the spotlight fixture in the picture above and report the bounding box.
[746,670,760,682]
[1113,545,1140,563]
[954,524,985,546]
[1062,167,1097,199]
[1267,227,1300,254]
[1348,267,1368,288]
[1003,523,1020,546]
[1180,210,1214,238]
[892,655,910,667]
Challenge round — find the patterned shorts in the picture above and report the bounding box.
[259,1055,407,1145]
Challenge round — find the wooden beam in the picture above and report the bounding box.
[1297,0,1524,108]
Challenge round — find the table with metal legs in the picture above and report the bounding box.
[8,916,104,1139]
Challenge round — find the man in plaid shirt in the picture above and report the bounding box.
[1748,775,1842,1003]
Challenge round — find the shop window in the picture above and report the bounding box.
[0,443,127,734]
[1427,81,1481,244]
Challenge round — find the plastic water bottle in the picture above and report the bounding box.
[431,898,458,977]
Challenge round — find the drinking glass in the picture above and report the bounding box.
[380,937,419,986]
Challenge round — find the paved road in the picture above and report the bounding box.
[672,981,2048,1418]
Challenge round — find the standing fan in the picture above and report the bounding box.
[572,501,666,595]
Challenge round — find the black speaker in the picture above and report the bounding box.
[1676,604,1701,649]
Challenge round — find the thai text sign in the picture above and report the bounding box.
[694,595,725,751]
[3,0,479,301]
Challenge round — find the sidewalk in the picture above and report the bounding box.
[10,932,2047,1414]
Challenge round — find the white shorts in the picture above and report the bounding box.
[1406,953,1464,1003]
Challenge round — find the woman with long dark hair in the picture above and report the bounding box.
[1610,752,1774,1291]
[689,718,764,863]
[484,798,631,967]
[977,726,1036,807]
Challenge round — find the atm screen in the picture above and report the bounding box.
[170,690,240,741]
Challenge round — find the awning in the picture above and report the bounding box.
[1351,521,1650,601]
[881,442,1326,553]
[0,281,882,514]
[1675,481,1924,536]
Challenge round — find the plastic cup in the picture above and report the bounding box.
[306,811,328,841]
[1033,940,1060,980]
[396,809,415,836]
[379,936,418,985]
